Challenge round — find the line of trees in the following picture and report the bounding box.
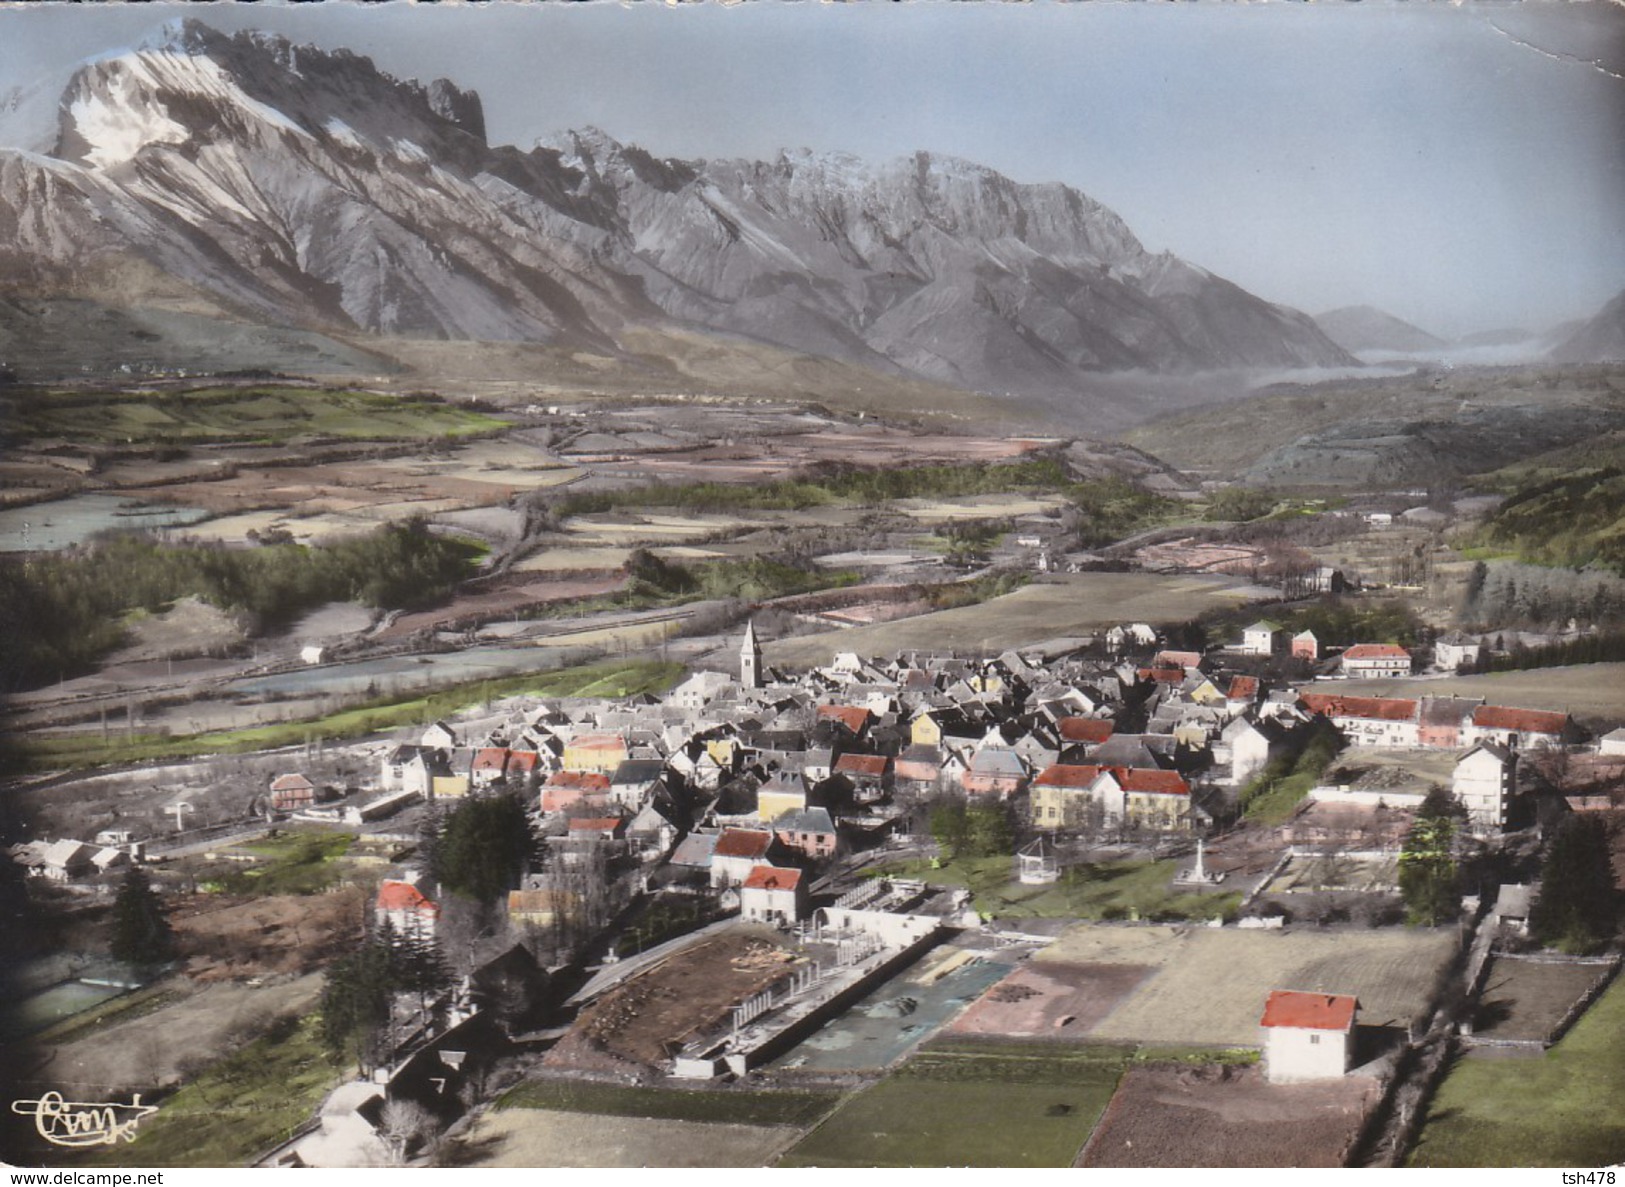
[1460,560,1625,631]
[0,518,482,691]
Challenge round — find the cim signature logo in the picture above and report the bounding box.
[11,1092,158,1147]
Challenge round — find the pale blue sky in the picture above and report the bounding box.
[1,1,1621,339]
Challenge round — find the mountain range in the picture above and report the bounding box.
[0,20,1359,399]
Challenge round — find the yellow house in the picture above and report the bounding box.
[433,774,470,799]
[562,733,628,774]
[1186,678,1226,706]
[706,737,737,768]
[507,888,582,929]
[756,776,808,824]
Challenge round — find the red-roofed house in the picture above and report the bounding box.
[1031,763,1105,827]
[1462,705,1577,751]
[269,773,317,812]
[817,704,873,738]
[540,770,612,814]
[1137,667,1186,687]
[1091,767,1197,833]
[833,752,893,802]
[376,879,439,940]
[1260,990,1359,1083]
[1058,717,1115,748]
[740,864,806,925]
[1153,650,1206,674]
[1225,676,1260,709]
[1299,694,1419,748]
[567,817,628,842]
[470,748,512,788]
[710,828,778,888]
[562,733,629,774]
[1340,643,1412,678]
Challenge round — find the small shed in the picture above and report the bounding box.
[1260,990,1359,1083]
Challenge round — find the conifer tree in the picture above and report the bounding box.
[110,867,175,969]
[1530,815,1617,954]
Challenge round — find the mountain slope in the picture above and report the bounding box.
[1550,288,1625,364]
[1313,305,1446,354]
[0,19,1355,397]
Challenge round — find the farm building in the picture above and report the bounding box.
[1434,634,1482,672]
[1340,644,1412,679]
[1260,990,1359,1084]
[1460,705,1578,751]
[1299,694,1419,748]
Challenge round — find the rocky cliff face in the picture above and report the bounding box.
[0,19,1355,394]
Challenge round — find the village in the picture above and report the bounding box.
[10,596,1623,1169]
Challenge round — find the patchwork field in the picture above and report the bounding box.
[766,573,1259,665]
[1035,925,1455,1046]
[1470,956,1613,1042]
[1410,973,1625,1167]
[780,1040,1129,1168]
[1080,1064,1381,1167]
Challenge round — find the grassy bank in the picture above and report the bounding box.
[1408,973,1625,1167]
[72,1014,340,1168]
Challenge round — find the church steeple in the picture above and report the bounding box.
[741,619,763,689]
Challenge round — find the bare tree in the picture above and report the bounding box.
[379,1098,438,1166]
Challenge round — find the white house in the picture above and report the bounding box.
[739,864,806,926]
[1340,644,1412,679]
[375,877,440,941]
[1600,728,1625,757]
[1260,990,1359,1083]
[1240,620,1282,657]
[1434,635,1482,672]
[709,828,776,888]
[1453,743,1518,833]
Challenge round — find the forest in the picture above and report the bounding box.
[0,519,482,691]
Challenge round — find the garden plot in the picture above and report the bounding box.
[1038,925,1454,1047]
[1080,1063,1380,1167]
[1470,956,1614,1043]
[1263,854,1399,895]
